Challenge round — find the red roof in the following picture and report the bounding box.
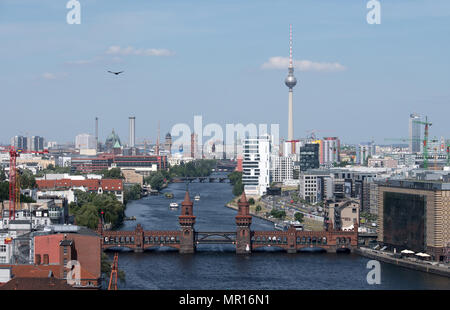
[36,179,122,191]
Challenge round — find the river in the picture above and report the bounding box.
[107,173,450,290]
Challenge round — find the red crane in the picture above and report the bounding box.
[2,146,49,220]
[108,252,119,290]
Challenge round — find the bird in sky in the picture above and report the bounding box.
[107,70,124,75]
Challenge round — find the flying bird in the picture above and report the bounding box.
[108,70,124,75]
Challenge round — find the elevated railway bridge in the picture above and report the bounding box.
[98,191,358,254]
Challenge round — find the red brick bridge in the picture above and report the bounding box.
[97,191,358,254]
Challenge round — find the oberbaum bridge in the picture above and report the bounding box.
[97,191,359,254]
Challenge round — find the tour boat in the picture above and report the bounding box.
[169,202,179,209]
[194,194,200,201]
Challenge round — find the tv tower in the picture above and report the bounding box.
[285,24,298,154]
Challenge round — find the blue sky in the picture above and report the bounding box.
[0,0,449,145]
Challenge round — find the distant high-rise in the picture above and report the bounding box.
[129,116,136,148]
[75,134,96,150]
[321,137,340,165]
[95,117,99,151]
[409,114,421,153]
[30,136,44,151]
[11,136,27,150]
[165,133,172,154]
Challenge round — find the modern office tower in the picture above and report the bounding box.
[242,135,272,196]
[409,113,421,153]
[299,143,320,171]
[30,136,44,151]
[165,133,172,154]
[356,142,376,165]
[321,137,340,165]
[129,116,136,148]
[270,155,293,183]
[285,24,298,154]
[11,136,28,150]
[75,134,97,150]
[377,178,450,261]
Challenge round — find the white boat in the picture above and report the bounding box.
[169,202,179,209]
[194,195,200,201]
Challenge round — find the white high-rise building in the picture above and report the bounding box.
[242,135,272,196]
[409,114,421,153]
[75,134,96,150]
[270,155,293,183]
[321,137,340,165]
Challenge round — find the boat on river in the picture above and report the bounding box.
[169,202,179,209]
[194,194,200,201]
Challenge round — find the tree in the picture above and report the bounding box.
[101,253,126,285]
[248,198,255,205]
[255,205,262,213]
[294,212,304,223]
[232,179,244,197]
[0,167,6,182]
[101,168,124,179]
[124,184,141,204]
[145,172,165,191]
[18,170,36,189]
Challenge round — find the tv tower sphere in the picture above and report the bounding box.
[285,69,297,89]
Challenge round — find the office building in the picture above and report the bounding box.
[299,143,320,171]
[321,137,340,165]
[242,135,271,196]
[409,113,421,153]
[270,155,293,183]
[11,136,27,151]
[75,134,96,150]
[377,178,450,261]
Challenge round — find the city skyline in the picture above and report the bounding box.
[1,0,449,145]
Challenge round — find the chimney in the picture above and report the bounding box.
[129,116,136,148]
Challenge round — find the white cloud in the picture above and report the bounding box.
[41,72,67,80]
[106,45,175,56]
[261,56,346,72]
[66,59,94,65]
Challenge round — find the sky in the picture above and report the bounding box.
[0,0,449,145]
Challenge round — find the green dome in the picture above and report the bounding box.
[105,129,121,149]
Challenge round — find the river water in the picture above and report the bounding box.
[108,173,450,290]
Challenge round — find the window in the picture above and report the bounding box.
[0,245,6,252]
[64,246,67,254]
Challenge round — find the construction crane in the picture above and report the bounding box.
[413,116,432,169]
[108,252,119,290]
[1,146,49,220]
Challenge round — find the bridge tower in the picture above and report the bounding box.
[235,191,252,254]
[179,190,196,253]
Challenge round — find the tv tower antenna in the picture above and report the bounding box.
[285,24,298,154]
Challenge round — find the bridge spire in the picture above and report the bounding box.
[179,189,196,253]
[236,191,252,254]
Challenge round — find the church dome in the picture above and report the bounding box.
[105,129,121,149]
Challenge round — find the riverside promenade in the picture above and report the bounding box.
[355,247,450,278]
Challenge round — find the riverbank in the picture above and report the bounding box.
[355,247,450,278]
[225,201,278,224]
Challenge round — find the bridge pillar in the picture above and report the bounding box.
[286,226,297,254]
[179,190,196,254]
[235,192,252,254]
